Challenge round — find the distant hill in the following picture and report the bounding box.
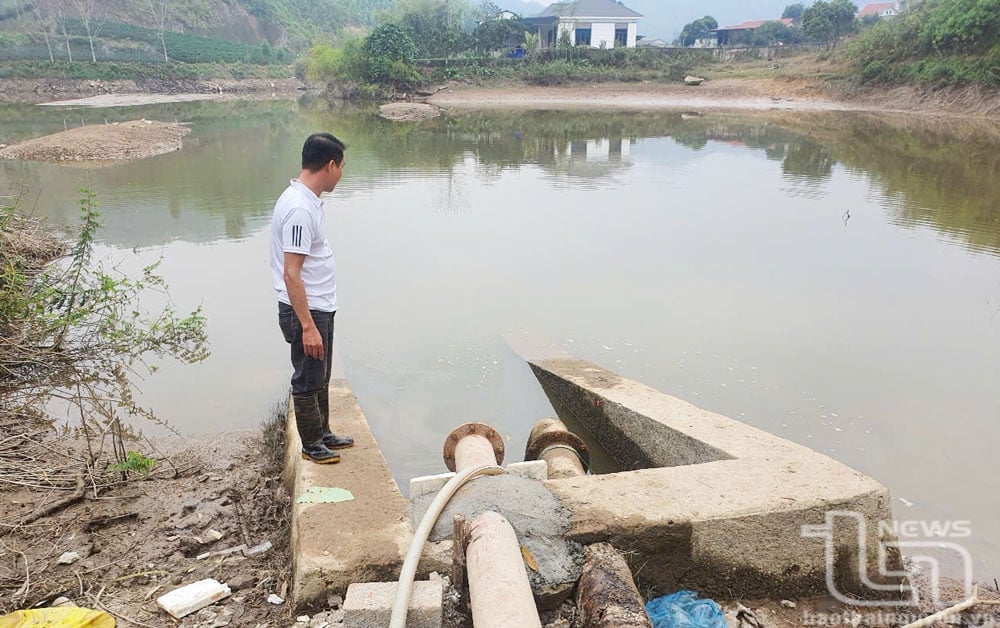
[0,0,396,51]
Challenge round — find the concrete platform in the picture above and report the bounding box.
[523,356,903,600]
[285,380,411,609]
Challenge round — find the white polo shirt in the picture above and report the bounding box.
[269,179,337,312]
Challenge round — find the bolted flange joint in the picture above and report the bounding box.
[442,422,505,472]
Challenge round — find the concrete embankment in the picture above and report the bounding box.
[284,355,906,616]
[284,380,411,609]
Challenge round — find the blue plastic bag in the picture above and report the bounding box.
[645,590,727,628]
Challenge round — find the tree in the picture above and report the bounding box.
[751,21,800,45]
[802,0,857,42]
[145,0,171,62]
[675,15,718,47]
[55,7,73,62]
[364,23,420,85]
[31,1,56,63]
[69,0,107,62]
[782,3,805,21]
[472,15,525,52]
[385,0,473,58]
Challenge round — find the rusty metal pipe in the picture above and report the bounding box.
[525,417,589,479]
[575,542,652,628]
[443,422,505,472]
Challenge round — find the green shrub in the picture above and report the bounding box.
[848,0,1000,87]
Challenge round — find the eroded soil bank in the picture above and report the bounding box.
[427,79,1000,119]
[0,77,311,104]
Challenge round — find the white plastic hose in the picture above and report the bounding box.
[389,464,506,628]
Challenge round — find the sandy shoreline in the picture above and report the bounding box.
[428,79,857,113]
[426,79,1000,120]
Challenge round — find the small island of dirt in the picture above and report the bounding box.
[0,120,190,165]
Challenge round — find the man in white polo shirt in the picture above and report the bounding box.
[270,133,353,464]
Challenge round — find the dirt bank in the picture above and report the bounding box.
[0,428,335,627]
[0,120,190,164]
[0,77,312,105]
[428,78,1000,120]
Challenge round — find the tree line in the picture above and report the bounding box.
[675,1,872,47]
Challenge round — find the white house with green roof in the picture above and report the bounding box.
[525,0,643,49]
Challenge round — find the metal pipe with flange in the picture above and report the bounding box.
[443,422,505,472]
[525,417,589,479]
[445,423,541,627]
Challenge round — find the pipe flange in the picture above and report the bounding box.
[442,422,505,472]
[524,430,590,468]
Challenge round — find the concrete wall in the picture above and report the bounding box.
[591,22,615,48]
[521,356,906,601]
[556,18,640,48]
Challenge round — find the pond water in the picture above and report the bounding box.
[1,98,998,581]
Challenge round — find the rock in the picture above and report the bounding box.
[297,615,310,622]
[267,593,284,605]
[227,574,255,591]
[57,551,81,565]
[190,605,234,627]
[326,593,343,609]
[51,596,76,607]
[780,599,797,608]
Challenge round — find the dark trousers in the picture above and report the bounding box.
[278,302,335,446]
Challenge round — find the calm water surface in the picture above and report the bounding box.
[1,98,998,579]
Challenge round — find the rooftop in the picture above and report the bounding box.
[857,2,900,18]
[537,0,643,19]
[715,18,795,32]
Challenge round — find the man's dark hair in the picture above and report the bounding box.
[302,133,346,171]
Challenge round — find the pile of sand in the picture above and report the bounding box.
[378,102,441,121]
[0,119,190,164]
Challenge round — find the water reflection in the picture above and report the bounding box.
[1,98,999,579]
[2,102,996,256]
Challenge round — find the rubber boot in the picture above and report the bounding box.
[293,394,340,464]
[316,387,354,450]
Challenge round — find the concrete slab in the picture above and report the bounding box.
[507,460,549,481]
[409,472,454,501]
[286,380,411,608]
[522,356,903,600]
[343,581,443,628]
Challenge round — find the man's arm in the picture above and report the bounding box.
[283,252,324,361]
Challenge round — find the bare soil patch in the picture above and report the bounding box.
[0,120,190,165]
[428,79,859,113]
[429,66,999,120]
[0,77,311,105]
[0,426,323,627]
[40,94,222,108]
